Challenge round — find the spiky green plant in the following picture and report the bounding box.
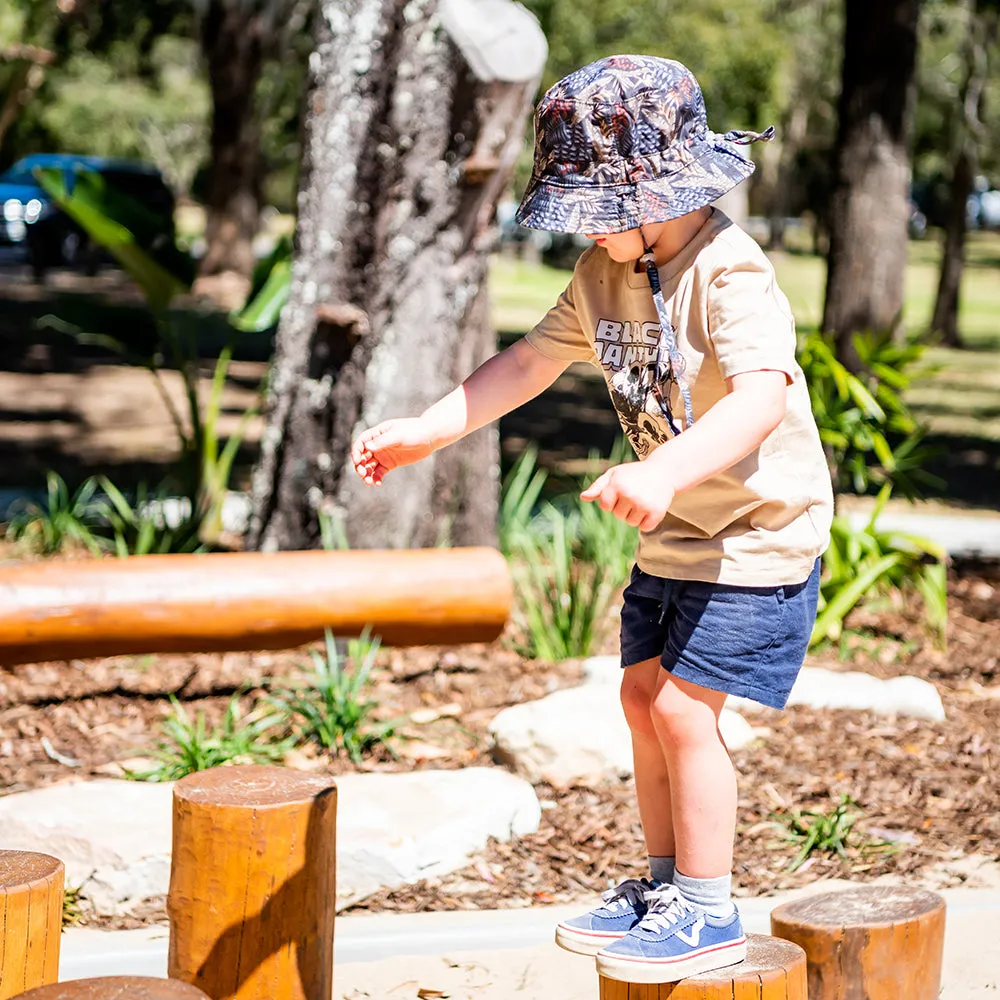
[269,629,392,765]
[813,485,948,648]
[131,693,294,781]
[5,472,109,556]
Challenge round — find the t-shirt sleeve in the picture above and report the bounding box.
[523,272,596,364]
[707,258,797,381]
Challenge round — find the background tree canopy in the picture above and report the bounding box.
[3,0,998,229]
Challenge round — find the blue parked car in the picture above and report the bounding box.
[0,153,176,279]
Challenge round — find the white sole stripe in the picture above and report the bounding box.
[601,937,747,965]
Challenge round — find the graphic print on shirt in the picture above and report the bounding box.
[595,317,674,458]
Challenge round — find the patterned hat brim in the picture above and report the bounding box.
[515,133,756,234]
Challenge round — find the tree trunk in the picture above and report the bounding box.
[248,0,545,552]
[822,0,920,367]
[198,0,265,278]
[930,1,998,347]
[931,148,973,347]
[765,103,809,252]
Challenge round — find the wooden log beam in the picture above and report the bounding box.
[167,765,337,1000]
[598,934,807,998]
[10,979,210,998]
[770,886,946,1000]
[0,547,511,664]
[0,852,63,1000]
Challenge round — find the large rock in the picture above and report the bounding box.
[727,667,946,721]
[0,768,540,917]
[0,779,173,916]
[489,685,757,787]
[334,768,540,908]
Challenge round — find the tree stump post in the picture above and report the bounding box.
[597,934,807,999]
[770,886,946,1000]
[10,978,210,999]
[0,851,64,1000]
[167,765,337,1000]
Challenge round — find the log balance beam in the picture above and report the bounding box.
[0,547,511,665]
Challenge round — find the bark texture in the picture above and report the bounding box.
[822,0,920,365]
[249,0,543,552]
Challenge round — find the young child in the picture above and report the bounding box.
[351,54,832,984]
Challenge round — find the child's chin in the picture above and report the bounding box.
[606,248,636,263]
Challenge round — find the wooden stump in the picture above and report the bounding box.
[0,851,64,1000]
[770,885,946,1000]
[598,934,807,998]
[167,765,337,1000]
[10,978,210,999]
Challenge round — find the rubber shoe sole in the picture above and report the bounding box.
[595,935,747,983]
[555,921,628,957]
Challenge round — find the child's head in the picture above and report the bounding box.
[516,54,772,241]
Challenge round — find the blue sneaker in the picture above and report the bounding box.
[595,885,747,983]
[555,878,660,956]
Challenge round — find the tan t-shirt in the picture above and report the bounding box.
[524,209,833,587]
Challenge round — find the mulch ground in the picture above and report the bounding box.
[1,562,999,926]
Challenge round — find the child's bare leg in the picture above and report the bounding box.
[649,673,735,879]
[620,657,674,860]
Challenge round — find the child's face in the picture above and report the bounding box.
[585,229,647,263]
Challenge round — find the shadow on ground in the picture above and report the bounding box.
[1,266,998,510]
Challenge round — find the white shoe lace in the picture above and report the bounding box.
[598,878,652,913]
[635,884,702,933]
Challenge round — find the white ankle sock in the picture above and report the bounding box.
[673,870,735,918]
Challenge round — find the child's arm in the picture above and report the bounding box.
[352,339,570,486]
[581,369,787,530]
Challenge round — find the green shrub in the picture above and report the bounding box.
[573,437,638,590]
[98,477,204,556]
[511,503,615,661]
[812,486,948,649]
[502,437,637,661]
[130,693,294,781]
[498,445,549,558]
[269,629,392,765]
[5,473,110,556]
[799,331,939,499]
[775,795,897,873]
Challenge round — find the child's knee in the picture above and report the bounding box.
[650,685,721,750]
[620,667,659,741]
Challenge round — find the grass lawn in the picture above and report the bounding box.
[490,232,1000,444]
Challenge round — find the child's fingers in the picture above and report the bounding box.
[366,463,389,486]
[580,470,611,501]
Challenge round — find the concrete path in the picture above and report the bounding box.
[60,885,1000,998]
[843,505,1000,558]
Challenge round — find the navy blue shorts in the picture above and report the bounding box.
[619,561,821,709]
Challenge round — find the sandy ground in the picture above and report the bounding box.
[331,886,1000,999]
[60,883,1000,998]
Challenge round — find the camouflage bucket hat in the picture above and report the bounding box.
[516,54,774,234]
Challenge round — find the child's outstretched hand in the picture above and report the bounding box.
[580,462,675,531]
[351,418,435,486]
